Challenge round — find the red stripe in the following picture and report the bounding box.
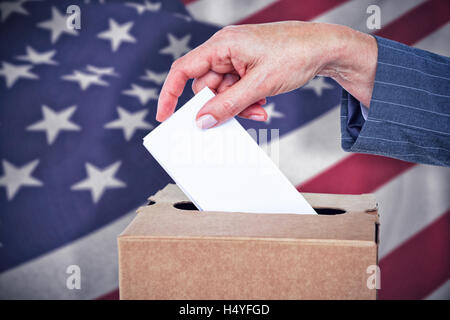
[297,154,414,194]
[237,0,347,24]
[379,210,450,300]
[375,0,450,46]
[96,289,119,300]
[180,0,197,5]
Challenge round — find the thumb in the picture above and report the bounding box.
[196,71,266,129]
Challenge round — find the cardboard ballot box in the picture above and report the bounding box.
[118,184,379,300]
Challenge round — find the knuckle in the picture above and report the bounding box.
[223,25,241,32]
[170,58,182,70]
[221,25,237,33]
[214,25,241,40]
[212,48,230,66]
[255,81,270,95]
[221,99,238,118]
[252,71,273,94]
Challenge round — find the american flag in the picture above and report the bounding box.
[0,0,448,300]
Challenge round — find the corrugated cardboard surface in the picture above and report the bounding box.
[118,184,379,300]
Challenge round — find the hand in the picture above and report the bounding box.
[156,21,377,129]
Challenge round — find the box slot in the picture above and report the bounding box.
[173,201,199,211]
[314,208,346,215]
[172,201,347,215]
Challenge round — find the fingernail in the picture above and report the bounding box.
[196,114,218,129]
[249,114,266,121]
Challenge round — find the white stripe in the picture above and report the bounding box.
[312,0,426,33]
[425,279,450,300]
[186,0,425,28]
[185,0,277,26]
[375,164,450,259]
[0,211,135,299]
[415,22,450,57]
[264,105,347,185]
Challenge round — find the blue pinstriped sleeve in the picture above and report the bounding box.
[340,36,450,166]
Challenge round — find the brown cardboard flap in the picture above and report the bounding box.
[148,183,189,203]
[121,184,378,243]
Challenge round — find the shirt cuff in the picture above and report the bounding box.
[360,103,369,120]
[341,90,367,142]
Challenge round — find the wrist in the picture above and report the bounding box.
[319,24,378,107]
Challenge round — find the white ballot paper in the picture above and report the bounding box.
[143,87,316,214]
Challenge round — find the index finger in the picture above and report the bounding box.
[156,45,212,122]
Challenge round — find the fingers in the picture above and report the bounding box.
[156,45,213,122]
[192,71,224,94]
[217,74,267,121]
[237,103,267,121]
[196,71,266,129]
[216,73,240,93]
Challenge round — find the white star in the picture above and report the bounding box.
[264,103,284,124]
[105,106,153,141]
[97,19,136,52]
[0,159,43,200]
[159,33,191,60]
[62,70,108,90]
[27,105,80,145]
[140,69,167,85]
[86,65,119,77]
[0,61,38,88]
[303,77,334,96]
[0,0,28,22]
[71,161,126,203]
[174,13,192,22]
[122,83,158,105]
[16,46,57,65]
[37,6,78,44]
[125,0,161,14]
